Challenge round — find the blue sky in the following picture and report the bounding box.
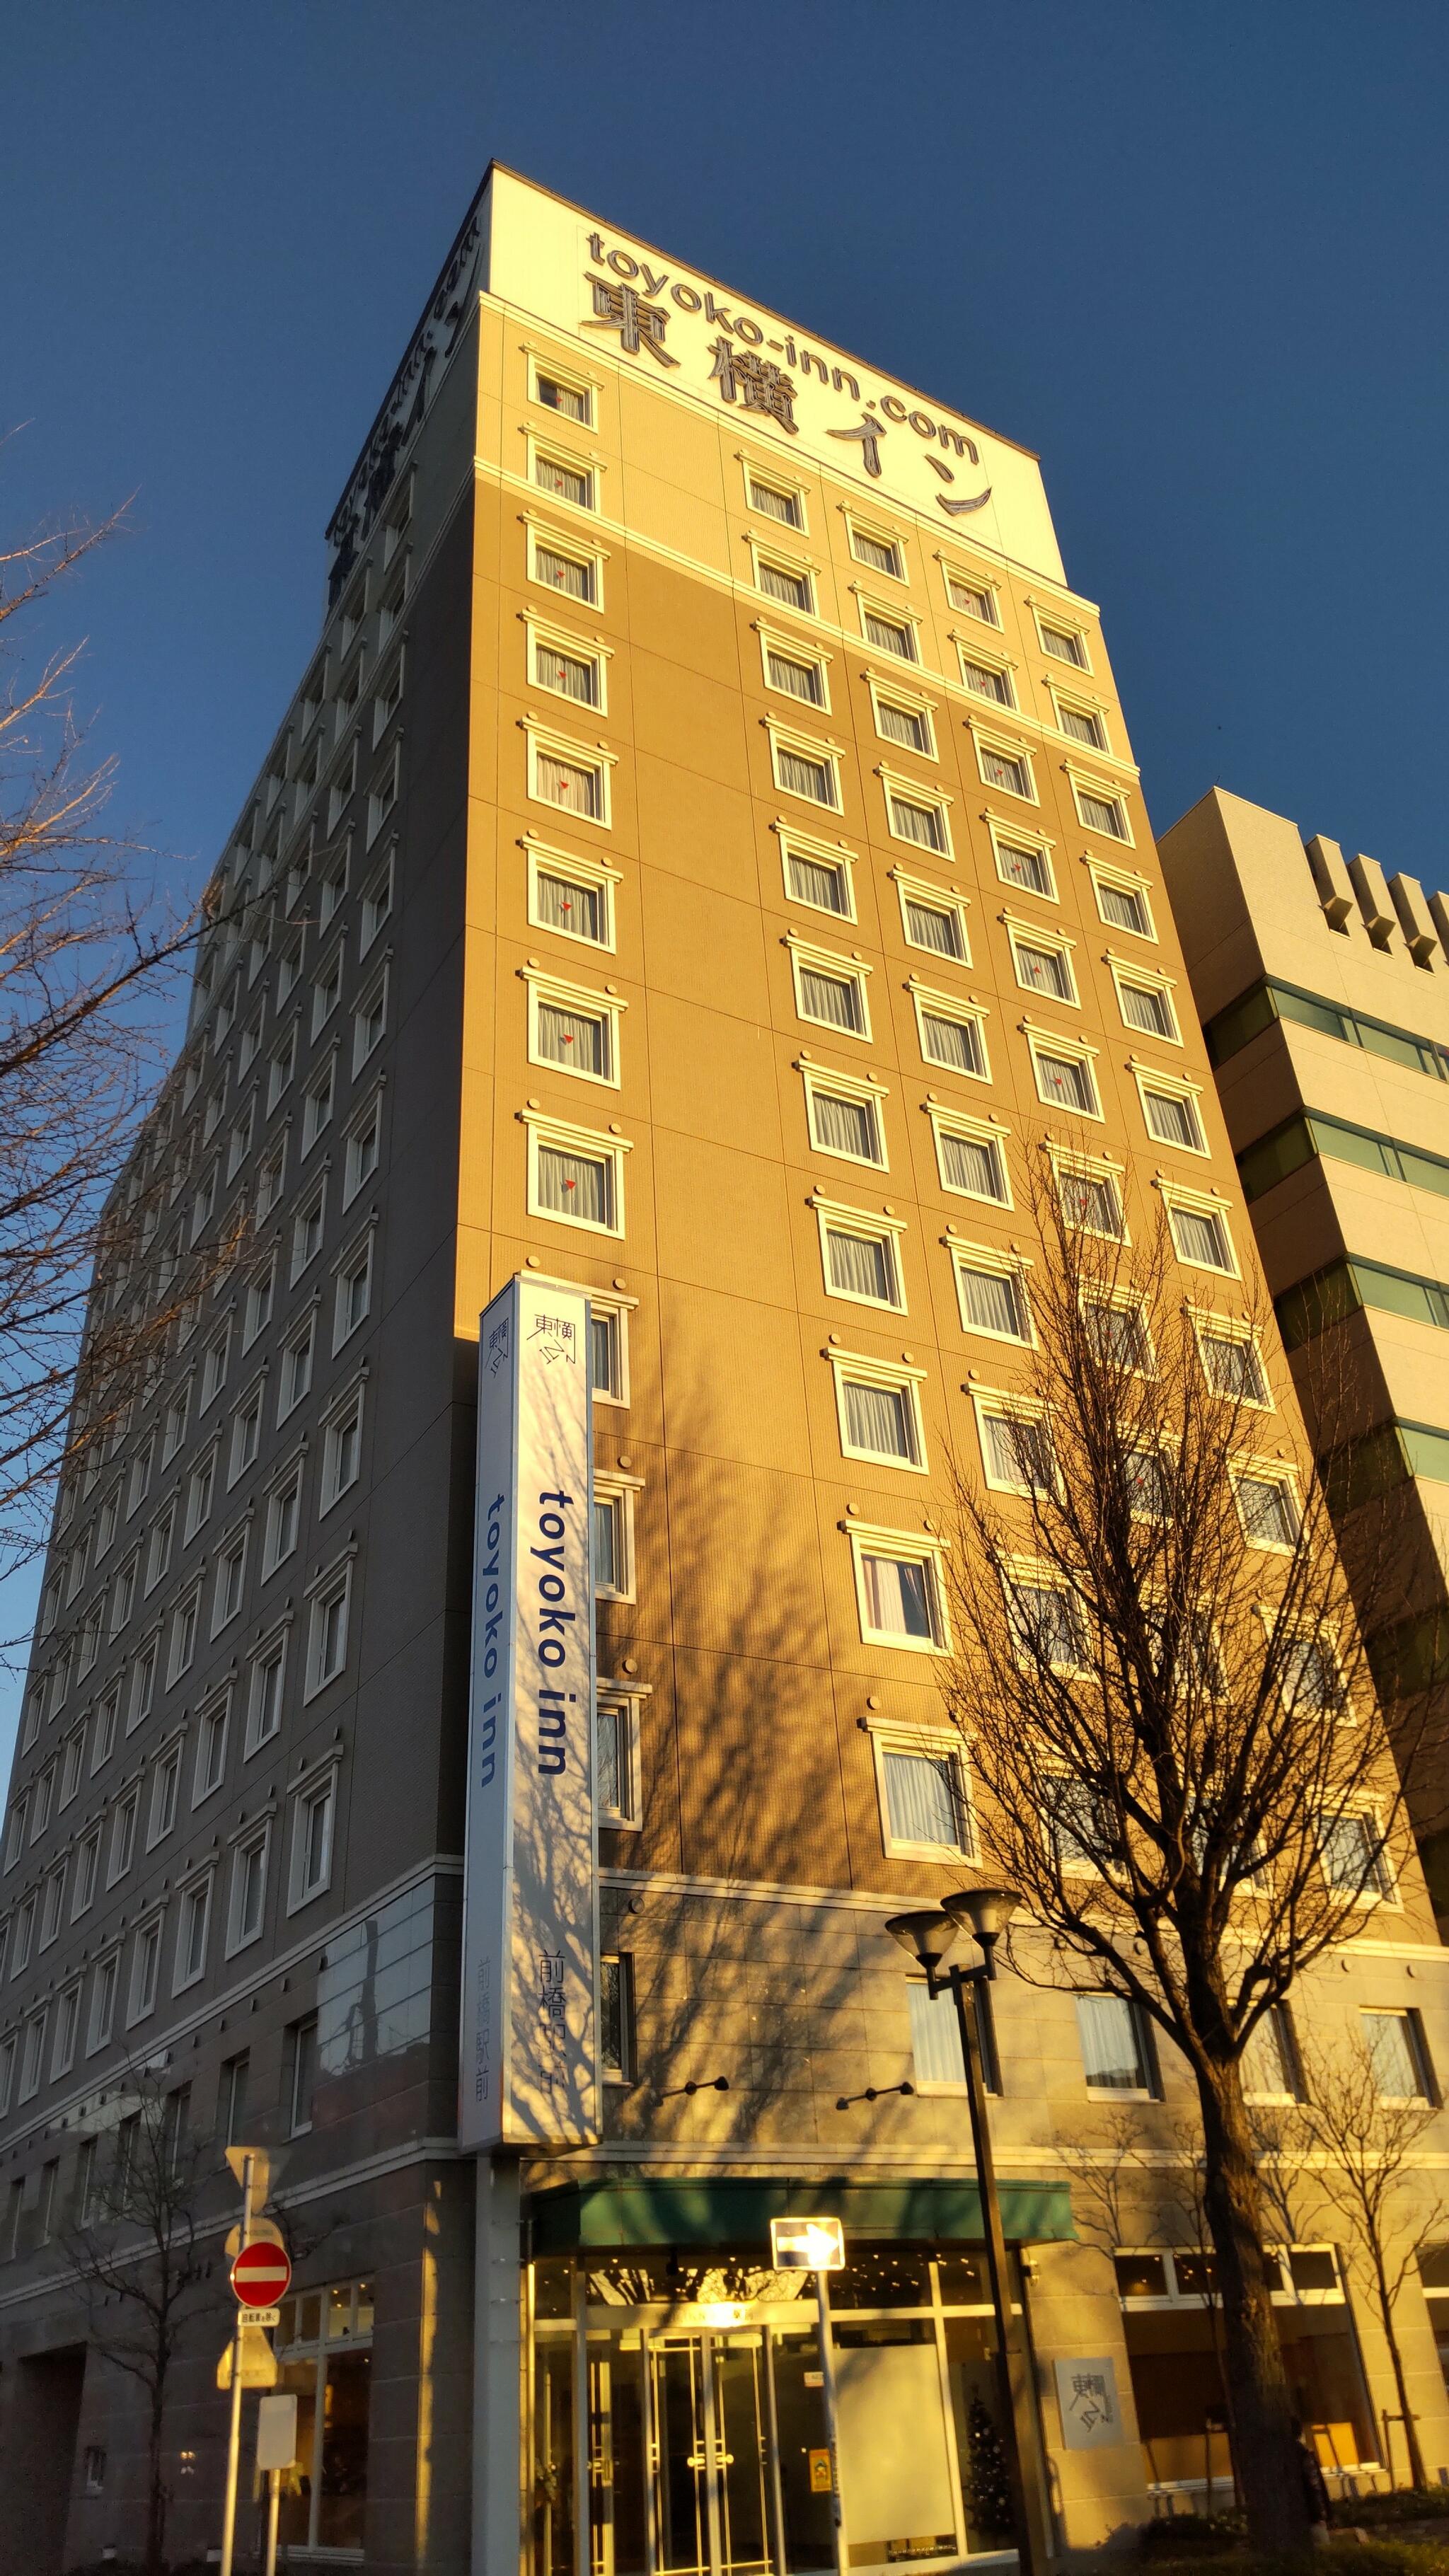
[2,0,1445,1769]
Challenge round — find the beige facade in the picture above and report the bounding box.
[1160,788,1449,1908]
[3,171,1449,2576]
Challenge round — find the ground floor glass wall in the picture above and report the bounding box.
[529,2244,1019,2576]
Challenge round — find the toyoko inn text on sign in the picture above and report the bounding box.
[458,1277,600,2152]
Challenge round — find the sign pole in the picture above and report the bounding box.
[218,2149,255,2576]
[813,2266,848,2576]
[264,2467,280,2576]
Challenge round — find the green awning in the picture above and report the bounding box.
[527,2175,1073,2255]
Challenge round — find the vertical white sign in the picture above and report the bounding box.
[459,1276,599,2150]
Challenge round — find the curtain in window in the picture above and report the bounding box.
[826,1229,890,1300]
[957,1267,1023,1338]
[908,1981,967,2084]
[537,1003,606,1074]
[862,1552,934,1639]
[843,1380,912,1459]
[922,1012,983,1075]
[812,1094,875,1159]
[940,1131,1002,1197]
[538,1145,610,1225]
[799,967,862,1032]
[1076,1994,1145,2090]
[536,872,601,940]
[905,901,962,957]
[885,1750,962,1848]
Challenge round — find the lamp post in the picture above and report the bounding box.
[887,1889,1048,2576]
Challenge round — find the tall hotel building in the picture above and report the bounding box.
[4,170,1449,2575]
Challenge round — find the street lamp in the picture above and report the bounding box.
[887,1890,1046,2576]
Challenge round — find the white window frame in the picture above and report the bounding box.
[304,1555,353,1699]
[1005,913,1078,1007]
[146,1738,183,1849]
[1031,603,1093,671]
[1068,768,1134,846]
[1086,857,1155,940]
[352,966,388,1073]
[287,1759,339,1913]
[525,611,611,716]
[775,823,858,924]
[279,1308,318,1421]
[291,1181,326,1283]
[311,940,345,1035]
[1024,1022,1103,1120]
[845,516,907,583]
[1133,1065,1209,1156]
[321,1378,366,1510]
[893,870,970,964]
[71,1823,102,1919]
[524,513,606,609]
[524,966,624,1088]
[746,538,817,618]
[940,560,1002,624]
[245,1629,289,1757]
[880,767,953,857]
[971,730,1037,802]
[846,1519,949,1654]
[757,623,832,714]
[949,1242,1034,1344]
[229,1376,266,1484]
[167,1583,202,1685]
[1162,1183,1239,1278]
[1109,955,1181,1043]
[524,833,620,952]
[866,676,936,760]
[528,351,599,427]
[954,638,1017,710]
[973,1390,1056,1497]
[596,1683,645,1830]
[127,1912,164,2026]
[524,719,616,831]
[787,935,873,1042]
[911,981,991,1085]
[855,589,921,664]
[193,1686,231,1803]
[925,1104,1013,1206]
[173,1871,213,1995]
[872,1726,976,1861]
[799,1058,890,1171]
[87,1953,119,2054]
[524,1109,631,1237]
[830,1351,928,1472]
[984,819,1057,903]
[766,719,843,814]
[592,1471,643,1604]
[740,456,808,531]
[332,1221,376,1351]
[360,845,393,952]
[1232,1462,1303,1554]
[1191,1312,1272,1410]
[227,1823,271,1956]
[1050,1145,1128,1241]
[262,1456,306,1576]
[811,1193,908,1313]
[52,1980,82,2079]
[1051,687,1112,753]
[211,1526,248,1636]
[343,1087,383,1207]
[1078,1992,1155,2100]
[526,428,602,516]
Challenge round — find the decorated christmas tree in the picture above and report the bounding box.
[964,2393,1014,2544]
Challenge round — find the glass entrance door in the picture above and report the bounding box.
[653,2333,771,2576]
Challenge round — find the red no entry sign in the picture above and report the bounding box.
[230,2241,292,2307]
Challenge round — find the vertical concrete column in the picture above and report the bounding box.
[473,2156,524,2576]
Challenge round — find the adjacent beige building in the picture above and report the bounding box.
[1160,790,1449,1912]
[3,174,1449,2576]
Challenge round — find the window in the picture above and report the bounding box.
[230,1382,263,1482]
[533,366,592,424]
[149,1744,181,1845]
[246,1638,286,1753]
[779,831,855,921]
[745,471,803,528]
[88,1952,118,2056]
[1053,1157,1122,1237]
[529,732,611,826]
[533,446,594,510]
[353,974,386,1070]
[175,1874,212,1991]
[287,2014,320,2132]
[12,1893,35,1970]
[976,741,1033,799]
[59,1726,86,1807]
[879,1741,973,1856]
[83,2448,106,2497]
[1198,1327,1269,1405]
[257,1138,286,1217]
[802,1066,887,1169]
[72,1827,101,1919]
[833,1356,926,1468]
[872,692,933,756]
[952,1251,1032,1342]
[790,942,871,1039]
[528,1115,629,1235]
[1037,616,1089,669]
[850,524,904,579]
[243,1257,276,1346]
[930,1111,1010,1205]
[0,2040,11,2122]
[957,652,1014,707]
[0,1794,21,1869]
[1166,1195,1236,1274]
[527,843,616,949]
[202,1325,231,1407]
[39,1864,66,1948]
[1115,969,1179,1040]
[345,1094,381,1202]
[322,1390,363,1508]
[110,1553,137,1633]
[168,1583,201,1682]
[1078,1994,1154,2095]
[770,733,840,811]
[366,747,399,845]
[306,1566,351,1695]
[529,530,599,606]
[533,628,604,710]
[582,1299,628,1404]
[195,1690,230,1799]
[221,2050,250,2143]
[229,1830,270,1951]
[592,1482,637,1601]
[1005,1573,1085,1670]
[37,2159,58,2245]
[1009,927,1076,1004]
[1362,2010,1431,2100]
[945,566,998,621]
[1234,1469,1300,1549]
[293,1186,325,1278]
[913,990,988,1080]
[319,845,350,921]
[1138,1075,1206,1153]
[108,1790,139,1884]
[976,1401,1054,1495]
[815,1202,905,1310]
[1317,1813,1393,1899]
[361,853,393,952]
[267,1025,296,1109]
[264,1466,304,1573]
[213,1533,247,1633]
[1091,869,1154,937]
[334,1233,374,1346]
[763,640,827,707]
[280,1315,316,1417]
[756,556,813,613]
[597,1690,640,1826]
[18,2011,47,2101]
[1028,1034,1100,1116]
[290,1769,336,1907]
[850,1525,948,1650]
[1056,698,1107,749]
[1074,780,1130,841]
[1243,2005,1301,2102]
[128,1914,163,2023]
[600,1953,635,2082]
[861,604,916,661]
[52,1986,81,2079]
[185,1446,217,1538]
[528,973,620,1082]
[896,876,969,961]
[884,782,949,854]
[302,1061,335,1152]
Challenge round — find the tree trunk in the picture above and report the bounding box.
[1196,2054,1312,2553]
[1373,2253,1427,2490]
[146,2372,167,2576]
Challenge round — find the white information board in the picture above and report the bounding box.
[458,1276,599,2150]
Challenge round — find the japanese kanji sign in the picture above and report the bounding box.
[1054,2356,1123,2450]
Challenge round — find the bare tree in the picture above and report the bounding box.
[57,2069,225,2576]
[942,1154,1431,2551]
[0,509,246,1609]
